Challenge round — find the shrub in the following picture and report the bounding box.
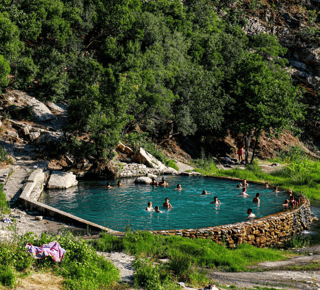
[0,266,15,287]
[166,159,179,171]
[0,145,9,163]
[0,183,10,214]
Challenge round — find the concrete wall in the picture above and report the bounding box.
[19,168,121,234]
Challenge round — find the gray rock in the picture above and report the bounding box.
[147,173,157,179]
[23,95,56,122]
[7,131,19,140]
[134,177,152,184]
[35,216,43,221]
[47,171,78,189]
[132,147,167,171]
[29,131,41,141]
[45,101,66,114]
[164,167,178,175]
[289,60,307,71]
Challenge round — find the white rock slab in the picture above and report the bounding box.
[133,147,167,171]
[134,177,152,184]
[47,171,78,189]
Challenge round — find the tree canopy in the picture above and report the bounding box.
[0,0,304,161]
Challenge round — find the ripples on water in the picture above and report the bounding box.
[40,176,288,231]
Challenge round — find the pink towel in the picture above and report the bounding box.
[26,241,66,262]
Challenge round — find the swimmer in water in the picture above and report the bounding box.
[146,202,154,211]
[282,199,289,207]
[155,206,163,213]
[117,180,122,186]
[163,198,172,208]
[175,184,182,190]
[201,190,211,195]
[105,182,112,189]
[151,177,158,186]
[236,184,242,188]
[273,186,279,193]
[252,193,260,203]
[239,187,248,196]
[210,196,220,204]
[289,196,297,207]
[247,208,256,218]
[243,179,249,187]
[159,177,168,186]
[265,182,269,189]
[287,189,293,196]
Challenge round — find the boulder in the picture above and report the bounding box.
[164,167,178,175]
[132,148,167,171]
[47,171,78,189]
[21,125,31,136]
[24,95,56,122]
[134,177,152,184]
[45,101,66,114]
[147,173,157,179]
[7,131,19,140]
[29,131,41,141]
[116,142,134,155]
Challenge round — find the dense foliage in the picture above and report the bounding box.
[0,231,119,289]
[0,0,304,161]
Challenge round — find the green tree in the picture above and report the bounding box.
[227,53,305,163]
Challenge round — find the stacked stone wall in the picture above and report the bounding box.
[151,186,313,248]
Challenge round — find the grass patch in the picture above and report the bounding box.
[193,146,320,201]
[0,230,120,289]
[0,183,10,214]
[91,231,288,272]
[166,159,179,171]
[89,231,294,289]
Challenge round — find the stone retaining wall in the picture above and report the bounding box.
[150,176,314,248]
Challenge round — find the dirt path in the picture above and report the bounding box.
[207,254,320,290]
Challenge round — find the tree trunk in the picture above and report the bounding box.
[245,134,251,164]
[250,130,261,164]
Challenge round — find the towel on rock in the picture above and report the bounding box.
[26,241,66,262]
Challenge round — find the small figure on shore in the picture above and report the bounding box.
[237,144,244,163]
[282,199,289,207]
[151,178,158,186]
[117,180,122,186]
[265,182,269,189]
[239,187,248,196]
[273,186,279,193]
[210,196,220,204]
[247,208,256,218]
[252,193,260,203]
[163,198,172,208]
[105,182,112,189]
[159,177,168,186]
[155,206,163,213]
[175,184,182,190]
[146,202,154,212]
[287,189,293,196]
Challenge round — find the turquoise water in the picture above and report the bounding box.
[40,176,288,232]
